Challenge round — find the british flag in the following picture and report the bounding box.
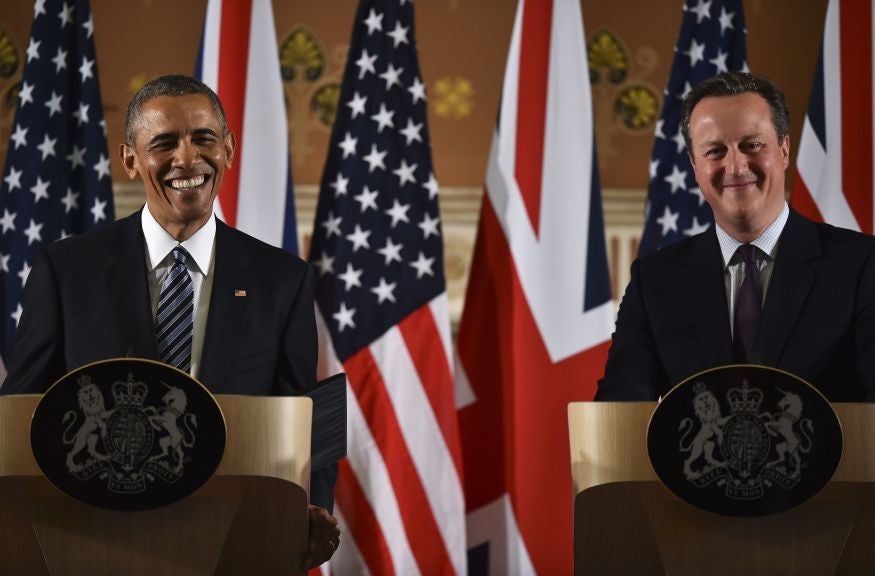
[792,0,874,232]
[195,0,299,253]
[0,0,114,378]
[455,0,613,572]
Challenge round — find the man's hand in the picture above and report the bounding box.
[301,504,340,570]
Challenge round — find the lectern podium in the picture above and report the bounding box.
[0,394,312,575]
[569,402,875,575]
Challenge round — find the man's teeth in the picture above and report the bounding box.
[170,175,205,190]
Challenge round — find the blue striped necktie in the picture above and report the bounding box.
[156,246,194,372]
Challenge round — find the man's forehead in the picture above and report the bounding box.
[690,94,775,135]
[132,94,222,141]
[139,94,218,119]
[691,92,770,118]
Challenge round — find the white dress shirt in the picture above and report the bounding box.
[715,202,789,337]
[141,205,216,377]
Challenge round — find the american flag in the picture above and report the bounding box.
[792,0,874,232]
[195,0,299,253]
[309,0,466,573]
[456,0,614,572]
[0,0,114,377]
[638,0,747,255]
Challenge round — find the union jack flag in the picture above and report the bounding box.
[792,0,874,232]
[638,0,747,255]
[309,0,466,573]
[0,0,114,377]
[456,0,614,572]
[195,0,299,253]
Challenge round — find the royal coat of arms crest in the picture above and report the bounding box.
[63,373,198,493]
[647,365,842,517]
[679,380,814,499]
[31,358,226,511]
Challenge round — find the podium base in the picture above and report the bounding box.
[574,482,875,575]
[0,476,307,576]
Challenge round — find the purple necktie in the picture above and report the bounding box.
[732,244,762,363]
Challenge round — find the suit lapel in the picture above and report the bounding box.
[754,211,819,365]
[681,229,734,370]
[106,212,157,359]
[198,220,252,389]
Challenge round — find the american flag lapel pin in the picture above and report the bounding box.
[234,290,247,297]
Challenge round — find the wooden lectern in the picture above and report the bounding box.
[569,402,875,575]
[0,394,312,576]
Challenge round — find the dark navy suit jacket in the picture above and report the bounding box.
[596,210,875,402]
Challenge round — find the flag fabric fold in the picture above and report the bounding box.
[455,0,613,572]
[0,0,115,378]
[309,0,466,573]
[196,0,299,253]
[791,0,874,233]
[638,0,747,256]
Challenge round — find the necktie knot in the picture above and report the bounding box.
[172,246,189,267]
[738,243,758,266]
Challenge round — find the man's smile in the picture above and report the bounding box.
[165,173,210,191]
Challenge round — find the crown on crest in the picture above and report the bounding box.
[111,372,147,407]
[727,380,763,413]
[692,381,708,396]
[77,374,95,388]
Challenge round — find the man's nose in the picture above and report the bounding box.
[724,148,748,175]
[172,139,200,168]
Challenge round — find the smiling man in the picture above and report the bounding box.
[2,75,339,568]
[596,72,875,402]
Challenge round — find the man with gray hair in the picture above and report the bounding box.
[596,72,875,401]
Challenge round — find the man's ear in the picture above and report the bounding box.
[780,135,790,170]
[224,131,236,168]
[119,143,139,180]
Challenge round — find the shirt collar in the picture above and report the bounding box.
[715,202,789,268]
[141,204,216,275]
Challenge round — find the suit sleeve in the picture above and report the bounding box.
[273,263,337,512]
[274,263,318,396]
[1,248,66,394]
[855,242,875,401]
[595,258,671,401]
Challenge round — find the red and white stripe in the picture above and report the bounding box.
[456,0,613,573]
[318,293,467,575]
[198,0,292,247]
[792,0,875,233]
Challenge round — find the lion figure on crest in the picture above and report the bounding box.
[62,378,111,471]
[148,384,197,473]
[679,386,728,479]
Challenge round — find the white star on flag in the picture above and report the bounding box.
[657,206,680,235]
[664,164,688,193]
[332,302,356,331]
[392,159,417,186]
[370,277,397,303]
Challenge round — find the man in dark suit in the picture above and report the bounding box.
[596,72,875,402]
[1,75,339,568]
